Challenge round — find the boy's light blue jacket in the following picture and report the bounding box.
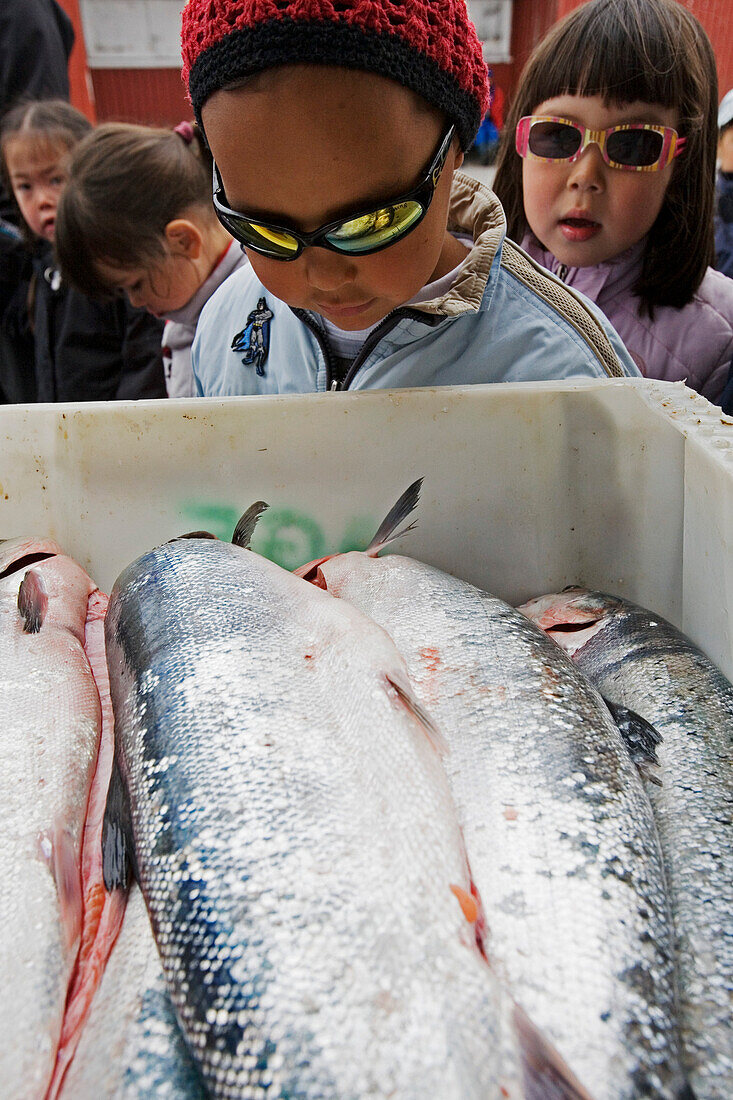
[191,173,639,395]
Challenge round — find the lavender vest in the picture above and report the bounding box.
[522,234,733,405]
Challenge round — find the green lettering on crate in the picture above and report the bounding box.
[179,503,241,543]
[180,503,378,571]
[255,508,325,571]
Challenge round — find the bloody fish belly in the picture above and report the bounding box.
[0,541,107,1098]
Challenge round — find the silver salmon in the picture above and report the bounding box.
[102,537,560,1099]
[520,587,733,1098]
[316,548,688,1100]
[0,538,118,1099]
[60,884,206,1100]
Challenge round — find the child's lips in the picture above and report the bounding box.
[559,215,601,243]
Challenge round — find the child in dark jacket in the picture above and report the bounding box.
[0,100,166,402]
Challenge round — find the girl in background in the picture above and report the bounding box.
[493,0,733,408]
[56,121,246,398]
[0,100,166,401]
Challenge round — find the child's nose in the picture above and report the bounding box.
[567,145,606,191]
[37,185,56,209]
[303,247,357,292]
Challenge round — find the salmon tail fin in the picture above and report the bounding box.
[18,567,48,632]
[364,478,423,556]
[232,501,269,549]
[603,697,663,786]
[386,672,447,755]
[513,1005,596,1100]
[102,757,135,892]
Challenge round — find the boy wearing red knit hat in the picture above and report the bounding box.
[181,0,638,394]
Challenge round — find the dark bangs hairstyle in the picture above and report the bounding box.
[55,122,213,298]
[0,99,92,245]
[492,0,718,314]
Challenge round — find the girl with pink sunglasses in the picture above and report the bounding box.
[493,0,733,411]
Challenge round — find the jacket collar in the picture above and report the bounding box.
[520,233,645,301]
[413,170,506,316]
[165,241,242,328]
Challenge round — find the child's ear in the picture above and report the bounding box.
[164,219,203,260]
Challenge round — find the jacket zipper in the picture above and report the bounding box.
[294,307,440,391]
[293,309,338,388]
[556,264,569,282]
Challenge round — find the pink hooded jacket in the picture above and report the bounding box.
[522,234,733,404]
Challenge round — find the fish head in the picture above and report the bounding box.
[314,551,385,597]
[0,535,63,582]
[518,587,622,657]
[292,553,338,584]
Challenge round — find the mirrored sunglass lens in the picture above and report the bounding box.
[223,213,299,256]
[528,121,582,159]
[606,128,663,167]
[326,201,424,253]
[245,221,300,255]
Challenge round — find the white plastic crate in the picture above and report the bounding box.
[0,378,730,678]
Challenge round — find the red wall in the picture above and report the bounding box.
[55,0,96,120]
[490,0,558,105]
[90,69,191,127]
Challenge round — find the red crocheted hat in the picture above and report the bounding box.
[181,0,490,151]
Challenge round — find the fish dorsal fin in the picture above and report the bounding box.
[364,478,423,556]
[232,501,269,549]
[18,568,48,633]
[174,530,218,541]
[386,672,447,755]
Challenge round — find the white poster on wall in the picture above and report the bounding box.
[80,0,185,67]
[466,0,513,63]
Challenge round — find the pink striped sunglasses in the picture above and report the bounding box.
[516,116,686,171]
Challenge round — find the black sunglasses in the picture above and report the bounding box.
[212,124,456,261]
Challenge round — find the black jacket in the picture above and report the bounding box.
[0,226,36,402]
[32,244,167,402]
[0,0,73,108]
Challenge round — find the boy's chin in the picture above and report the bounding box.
[313,298,383,328]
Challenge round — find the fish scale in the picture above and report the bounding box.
[59,884,206,1099]
[521,588,733,1099]
[0,538,101,1100]
[317,551,688,1100]
[104,538,535,1098]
